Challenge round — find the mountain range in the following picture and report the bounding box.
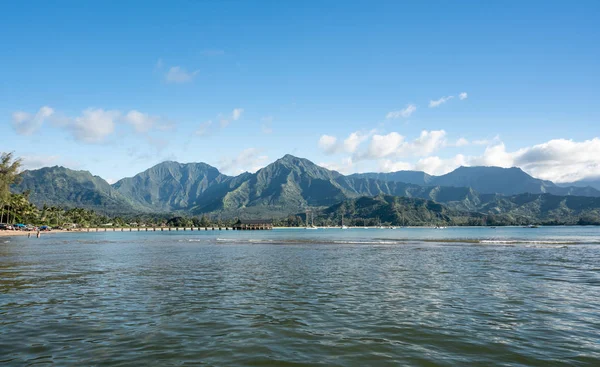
[12,154,600,221]
[349,166,600,196]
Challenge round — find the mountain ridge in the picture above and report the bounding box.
[11,155,600,219]
[351,165,600,197]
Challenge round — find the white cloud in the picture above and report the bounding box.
[377,154,466,176]
[165,66,199,83]
[414,154,467,175]
[20,154,60,171]
[70,108,121,143]
[488,138,600,183]
[12,106,173,144]
[378,159,413,173]
[356,130,446,160]
[455,138,469,147]
[412,137,600,182]
[319,157,354,174]
[11,106,54,135]
[220,108,244,127]
[343,132,370,153]
[319,131,373,155]
[406,130,447,156]
[429,96,454,108]
[124,110,159,133]
[386,104,416,119]
[318,135,339,154]
[19,154,83,172]
[459,92,468,100]
[469,142,514,167]
[219,148,269,175]
[365,132,405,158]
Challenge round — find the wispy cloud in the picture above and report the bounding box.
[220,108,244,127]
[11,106,175,144]
[318,131,373,155]
[12,106,54,135]
[429,96,454,108]
[386,104,416,119]
[459,92,468,100]
[124,110,159,133]
[454,138,469,147]
[165,66,199,83]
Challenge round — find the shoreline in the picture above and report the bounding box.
[1,224,597,238]
[0,229,74,237]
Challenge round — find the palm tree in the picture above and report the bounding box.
[0,152,22,224]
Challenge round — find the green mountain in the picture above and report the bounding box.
[316,192,600,227]
[12,155,600,224]
[112,161,231,212]
[353,166,600,197]
[12,166,140,214]
[472,193,600,225]
[189,155,480,218]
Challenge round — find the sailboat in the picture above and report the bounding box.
[341,214,348,229]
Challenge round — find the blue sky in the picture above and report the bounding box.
[2,0,599,183]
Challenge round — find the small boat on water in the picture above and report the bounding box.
[341,214,348,229]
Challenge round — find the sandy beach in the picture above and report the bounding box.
[0,229,73,237]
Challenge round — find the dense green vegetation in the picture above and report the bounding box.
[317,195,480,226]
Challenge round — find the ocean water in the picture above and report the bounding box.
[1,227,600,366]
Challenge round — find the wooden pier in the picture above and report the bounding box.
[78,221,273,233]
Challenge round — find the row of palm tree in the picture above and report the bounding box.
[0,193,39,225]
[0,199,111,227]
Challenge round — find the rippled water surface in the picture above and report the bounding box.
[2,227,600,366]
